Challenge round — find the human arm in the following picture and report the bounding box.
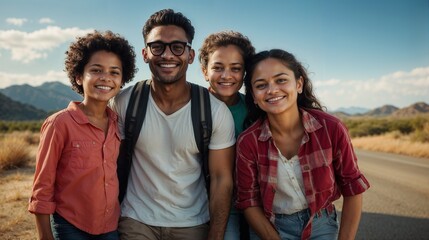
[244,206,280,240]
[28,118,63,238]
[207,146,234,240]
[338,194,363,240]
[34,213,54,240]
[331,121,368,239]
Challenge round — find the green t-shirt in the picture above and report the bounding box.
[228,93,247,139]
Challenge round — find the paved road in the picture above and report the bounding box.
[334,149,429,240]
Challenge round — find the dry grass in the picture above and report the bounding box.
[0,132,38,239]
[352,132,429,158]
[0,131,38,171]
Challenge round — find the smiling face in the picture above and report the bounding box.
[203,44,244,105]
[76,50,122,103]
[143,25,195,85]
[251,57,303,115]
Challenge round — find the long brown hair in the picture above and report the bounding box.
[243,49,324,128]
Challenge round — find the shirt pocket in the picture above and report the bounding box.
[306,149,335,192]
[70,140,101,169]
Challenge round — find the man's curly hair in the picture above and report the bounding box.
[65,30,137,95]
[199,30,255,72]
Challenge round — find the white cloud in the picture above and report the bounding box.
[314,66,429,110]
[39,18,55,24]
[0,70,69,89]
[6,18,28,26]
[0,26,93,63]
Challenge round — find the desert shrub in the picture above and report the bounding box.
[410,116,429,131]
[0,136,33,171]
[411,122,429,143]
[388,119,413,134]
[0,121,42,133]
[349,120,389,137]
[344,115,429,140]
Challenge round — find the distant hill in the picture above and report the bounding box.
[335,106,369,115]
[331,102,429,118]
[0,81,82,112]
[330,111,351,119]
[392,102,429,116]
[364,104,399,116]
[0,92,47,120]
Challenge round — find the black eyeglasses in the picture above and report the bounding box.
[146,41,192,56]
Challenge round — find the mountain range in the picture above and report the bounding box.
[0,81,82,112]
[331,102,429,118]
[0,92,47,120]
[0,81,428,120]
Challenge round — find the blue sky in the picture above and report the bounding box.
[0,0,428,110]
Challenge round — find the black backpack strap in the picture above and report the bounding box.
[117,79,151,202]
[190,83,212,193]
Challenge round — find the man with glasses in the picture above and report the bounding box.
[111,9,235,240]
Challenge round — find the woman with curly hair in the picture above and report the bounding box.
[199,30,255,240]
[28,30,137,240]
[235,49,370,240]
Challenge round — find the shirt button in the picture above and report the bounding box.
[104,160,107,164]
[105,183,108,187]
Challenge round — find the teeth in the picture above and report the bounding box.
[96,86,112,90]
[219,82,233,86]
[160,64,176,68]
[267,96,284,102]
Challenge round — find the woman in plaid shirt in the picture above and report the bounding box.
[235,49,370,240]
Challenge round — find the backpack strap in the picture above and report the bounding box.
[190,83,212,193]
[117,79,151,202]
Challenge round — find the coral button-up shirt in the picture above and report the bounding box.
[235,108,370,240]
[28,102,121,235]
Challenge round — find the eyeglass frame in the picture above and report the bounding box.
[146,41,192,56]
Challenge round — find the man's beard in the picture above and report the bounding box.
[149,64,188,85]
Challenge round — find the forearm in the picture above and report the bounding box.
[35,213,54,240]
[244,206,280,240]
[339,194,363,240]
[207,176,233,240]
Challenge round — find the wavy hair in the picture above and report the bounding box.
[244,49,324,128]
[198,30,255,72]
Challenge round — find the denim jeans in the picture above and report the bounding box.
[224,210,240,240]
[224,207,250,240]
[51,213,119,240]
[250,208,339,240]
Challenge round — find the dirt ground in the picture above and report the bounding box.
[0,166,37,240]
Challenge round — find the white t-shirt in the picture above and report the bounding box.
[111,83,235,227]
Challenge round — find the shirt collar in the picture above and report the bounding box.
[257,108,323,142]
[300,108,322,133]
[67,101,118,124]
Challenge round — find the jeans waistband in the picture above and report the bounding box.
[275,208,309,218]
[274,203,335,218]
[315,204,336,217]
